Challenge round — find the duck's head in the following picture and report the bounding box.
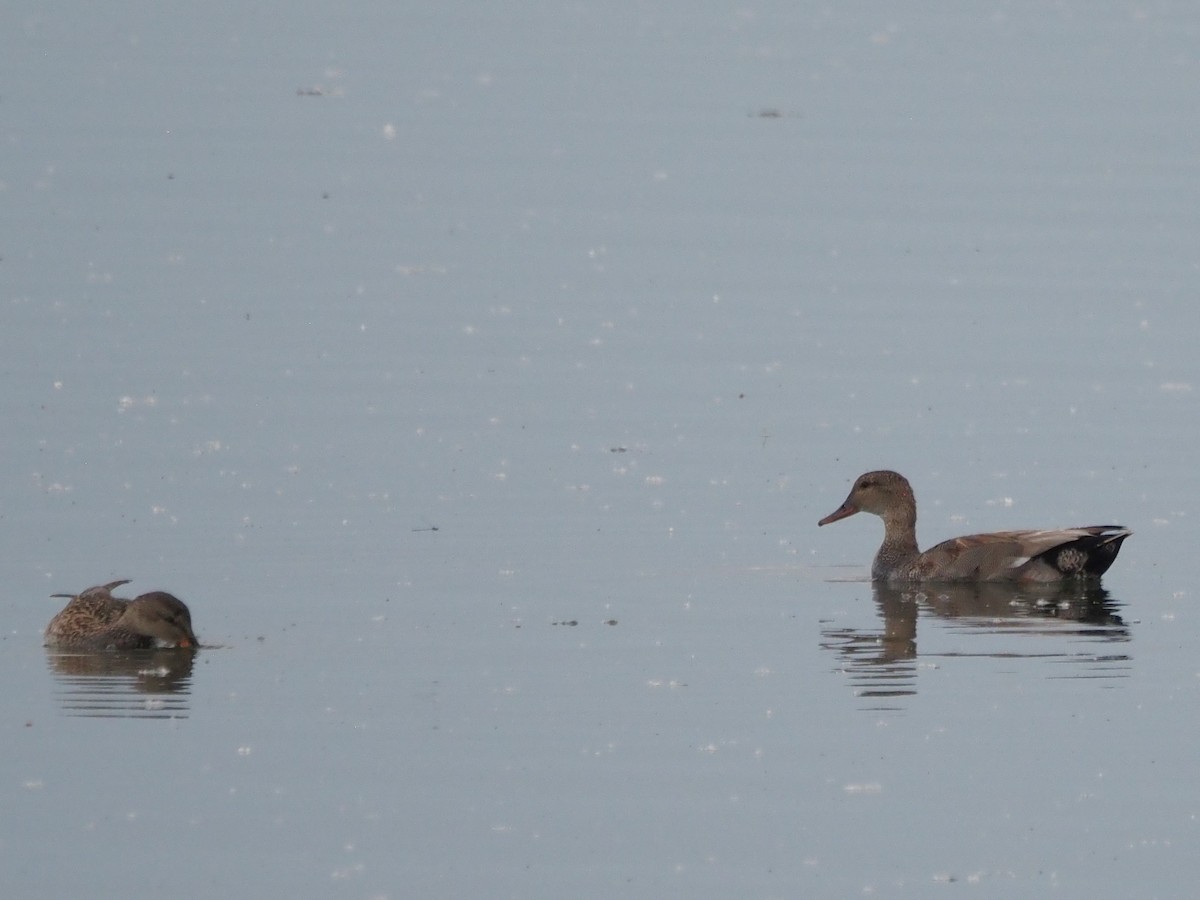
[818,470,915,526]
[120,592,199,648]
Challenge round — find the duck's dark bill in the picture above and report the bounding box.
[818,502,859,526]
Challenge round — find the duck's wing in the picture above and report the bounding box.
[44,594,130,646]
[915,532,1030,581]
[917,526,1131,581]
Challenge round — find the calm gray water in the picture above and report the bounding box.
[3,2,1198,898]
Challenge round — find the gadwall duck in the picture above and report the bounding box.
[818,470,1130,583]
[45,579,198,650]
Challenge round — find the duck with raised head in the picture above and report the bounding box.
[818,470,1130,583]
[45,580,198,650]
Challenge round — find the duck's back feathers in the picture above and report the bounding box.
[914,526,1131,582]
[45,580,132,647]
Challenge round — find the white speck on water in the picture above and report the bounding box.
[330,862,365,880]
[843,782,883,794]
[118,394,158,412]
[34,476,72,494]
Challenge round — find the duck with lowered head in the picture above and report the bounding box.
[818,470,1130,583]
[45,579,198,650]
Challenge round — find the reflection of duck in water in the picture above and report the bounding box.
[913,581,1127,627]
[45,579,198,650]
[819,470,1131,583]
[821,581,1130,710]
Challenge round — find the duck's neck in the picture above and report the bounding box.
[872,509,920,580]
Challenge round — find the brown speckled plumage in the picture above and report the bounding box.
[45,580,198,650]
[818,470,1130,583]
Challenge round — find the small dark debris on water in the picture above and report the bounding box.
[550,618,617,627]
[412,525,439,532]
[297,86,327,96]
[609,446,627,453]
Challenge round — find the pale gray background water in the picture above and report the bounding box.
[3,2,1198,898]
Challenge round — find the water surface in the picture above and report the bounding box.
[3,2,1198,898]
